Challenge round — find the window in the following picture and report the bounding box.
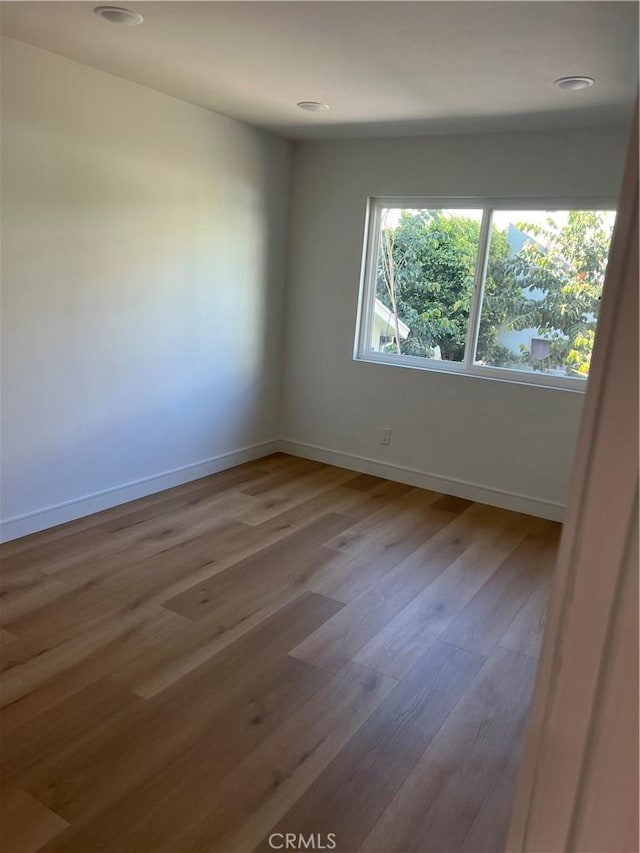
[355,199,616,389]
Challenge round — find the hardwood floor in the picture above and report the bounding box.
[0,454,560,853]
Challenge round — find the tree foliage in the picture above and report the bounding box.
[485,210,612,375]
[376,210,517,362]
[377,209,613,376]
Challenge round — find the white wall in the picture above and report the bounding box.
[0,36,629,537]
[0,37,291,539]
[281,128,628,519]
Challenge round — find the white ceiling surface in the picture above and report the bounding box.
[1,1,637,139]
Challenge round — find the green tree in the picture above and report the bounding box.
[377,210,517,362]
[487,211,613,375]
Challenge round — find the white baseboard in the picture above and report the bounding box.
[0,440,280,543]
[278,439,565,522]
[0,435,564,543]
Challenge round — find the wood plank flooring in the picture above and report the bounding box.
[0,454,560,853]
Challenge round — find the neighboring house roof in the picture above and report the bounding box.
[374,299,410,339]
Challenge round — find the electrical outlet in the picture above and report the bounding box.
[380,427,392,446]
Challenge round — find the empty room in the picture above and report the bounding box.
[0,2,638,852]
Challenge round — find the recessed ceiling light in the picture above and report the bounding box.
[94,5,144,26]
[554,76,595,91]
[297,101,330,112]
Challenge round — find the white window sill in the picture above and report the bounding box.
[354,352,588,393]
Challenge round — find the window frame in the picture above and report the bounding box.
[354,196,617,392]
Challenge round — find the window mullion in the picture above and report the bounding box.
[464,207,493,369]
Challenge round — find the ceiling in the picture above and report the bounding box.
[1,1,637,140]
